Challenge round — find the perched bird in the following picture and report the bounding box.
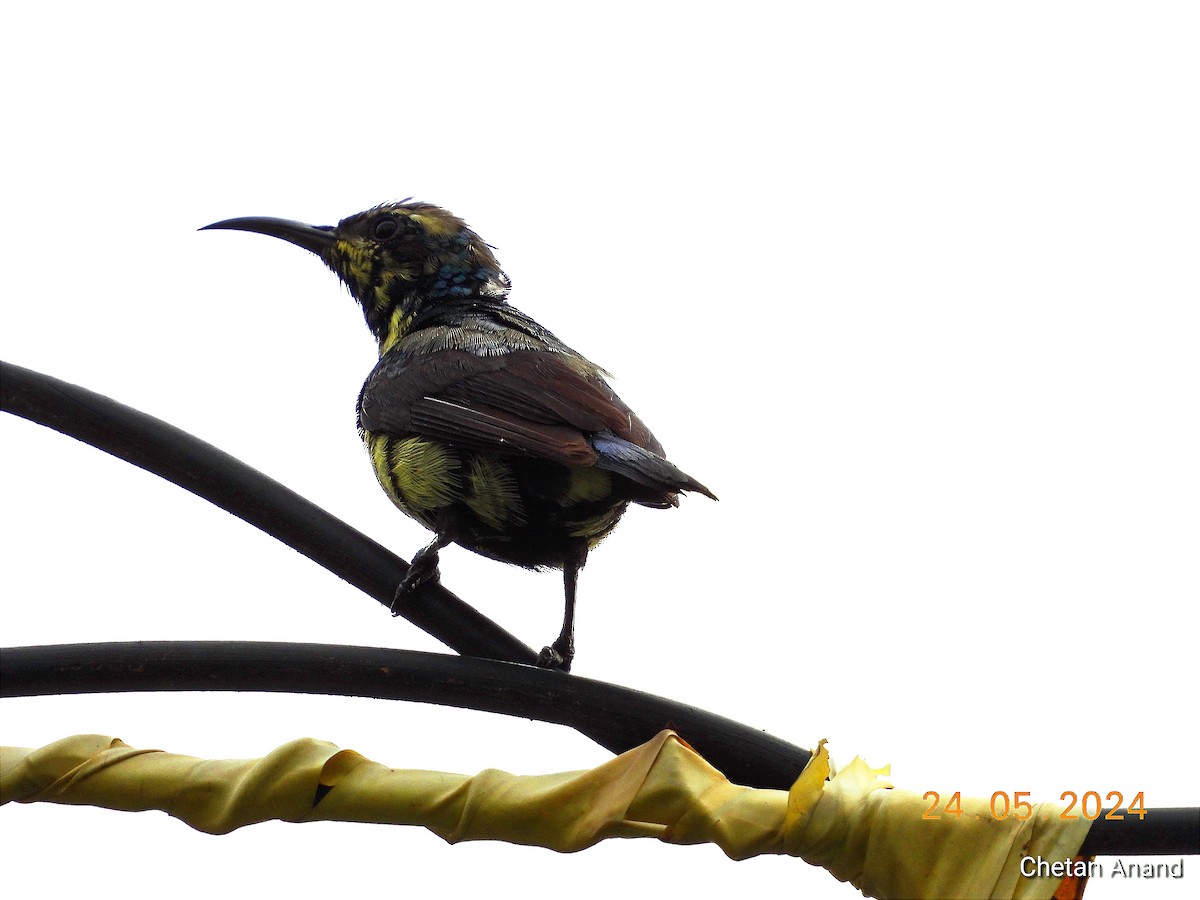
[202,201,715,670]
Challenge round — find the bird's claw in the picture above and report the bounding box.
[536,642,573,672]
[390,549,442,615]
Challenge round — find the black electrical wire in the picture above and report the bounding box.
[1,641,809,792]
[0,359,810,788]
[0,360,534,666]
[3,642,1195,856]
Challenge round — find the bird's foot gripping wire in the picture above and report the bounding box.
[536,550,582,671]
[536,639,573,672]
[390,537,448,615]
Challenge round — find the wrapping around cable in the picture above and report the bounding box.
[1,731,1090,899]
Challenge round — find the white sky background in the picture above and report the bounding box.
[2,3,1196,897]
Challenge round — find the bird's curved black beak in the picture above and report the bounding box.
[200,216,336,258]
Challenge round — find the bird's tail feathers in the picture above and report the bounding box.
[590,432,718,504]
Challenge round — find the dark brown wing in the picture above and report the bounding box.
[358,347,664,466]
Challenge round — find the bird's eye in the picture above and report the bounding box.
[373,216,401,240]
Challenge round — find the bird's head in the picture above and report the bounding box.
[202,201,510,353]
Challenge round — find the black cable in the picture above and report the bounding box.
[0,360,812,788]
[0,641,810,792]
[0,359,536,664]
[1081,807,1198,857]
[3,642,1195,855]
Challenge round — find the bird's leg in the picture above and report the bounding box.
[538,546,587,671]
[390,533,452,615]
